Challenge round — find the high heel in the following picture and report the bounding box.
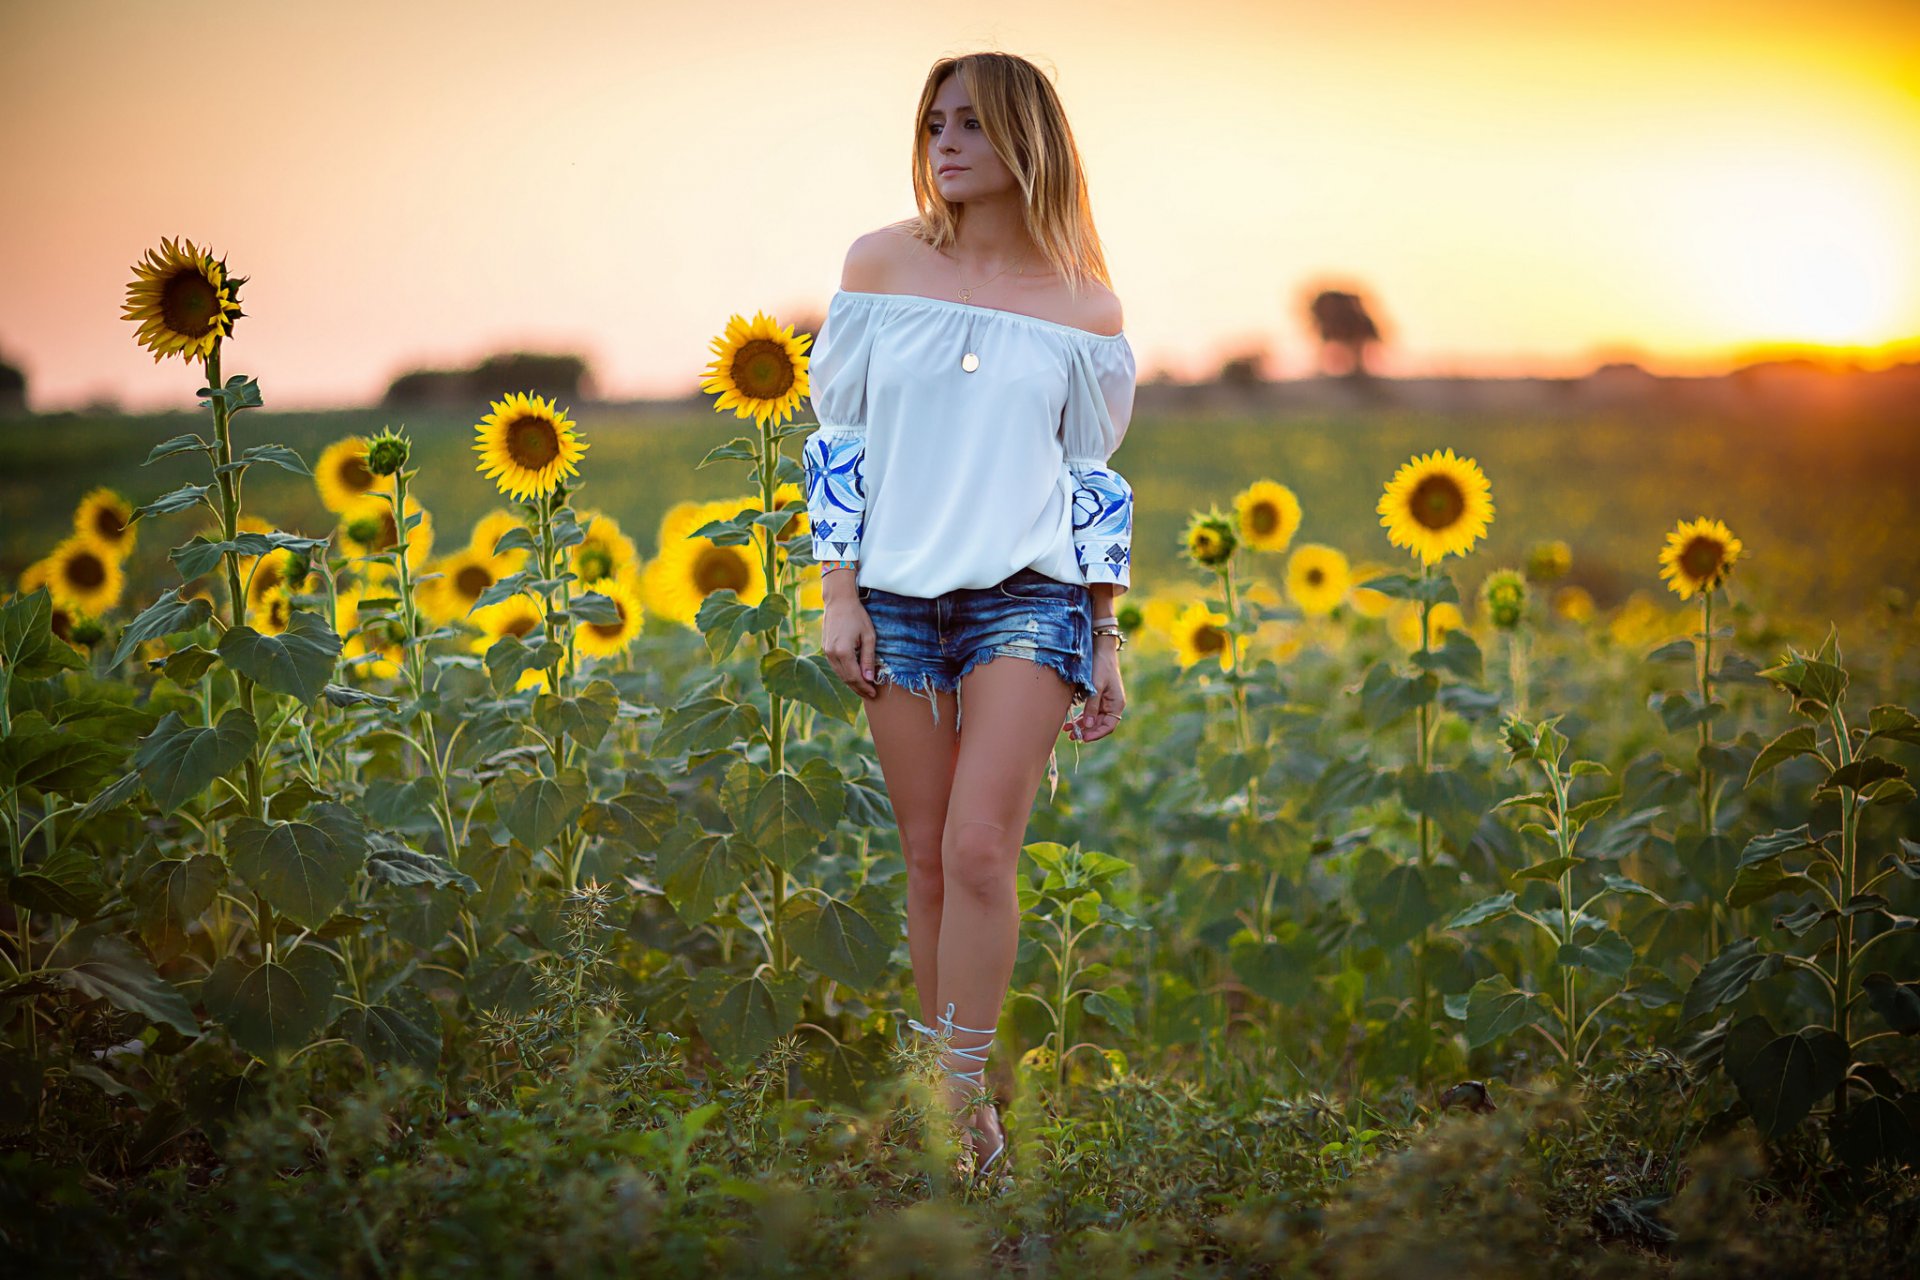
[904,1000,1008,1182]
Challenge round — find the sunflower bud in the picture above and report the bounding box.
[1115,600,1144,633]
[366,429,411,477]
[345,515,384,546]
[1480,568,1528,630]
[1181,510,1238,570]
[70,617,107,648]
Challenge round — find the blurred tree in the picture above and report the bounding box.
[383,351,594,409]
[0,352,25,416]
[1218,347,1273,391]
[1308,289,1381,379]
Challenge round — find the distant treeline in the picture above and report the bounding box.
[383,352,594,410]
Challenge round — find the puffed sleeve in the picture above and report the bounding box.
[1060,336,1138,594]
[800,293,878,562]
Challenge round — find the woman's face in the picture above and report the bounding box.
[926,74,1012,201]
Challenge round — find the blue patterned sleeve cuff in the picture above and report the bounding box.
[1068,460,1133,591]
[802,425,867,561]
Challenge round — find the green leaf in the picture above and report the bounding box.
[76,770,145,824]
[1861,972,1920,1036]
[201,947,340,1062]
[0,714,124,797]
[1557,928,1634,979]
[1645,638,1696,662]
[218,612,342,705]
[1446,892,1517,930]
[132,709,257,814]
[501,769,588,853]
[695,589,791,662]
[1680,938,1783,1025]
[227,804,368,930]
[1409,628,1481,680]
[1829,1094,1920,1171]
[780,895,887,989]
[337,1003,440,1072]
[131,854,226,942]
[1084,987,1136,1036]
[144,432,211,464]
[656,827,755,926]
[1229,931,1320,1004]
[655,695,763,758]
[1817,756,1905,798]
[1512,857,1580,884]
[1465,974,1549,1048]
[761,647,862,724]
[2,589,86,679]
[1565,793,1620,827]
[744,769,832,871]
[1357,664,1436,730]
[1727,861,1821,909]
[365,835,479,894]
[1361,863,1434,948]
[1747,725,1820,786]
[49,927,199,1037]
[111,588,214,668]
[689,968,805,1069]
[1864,704,1920,747]
[232,443,310,476]
[533,679,620,750]
[483,633,563,695]
[1568,760,1611,779]
[157,644,220,684]
[6,846,107,919]
[1493,791,1555,813]
[1601,873,1670,906]
[1738,824,1826,867]
[131,482,212,522]
[1651,690,1721,732]
[1729,1026,1849,1139]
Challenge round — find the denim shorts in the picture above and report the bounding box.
[856,567,1095,733]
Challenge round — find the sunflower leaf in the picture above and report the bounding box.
[131,483,213,524]
[567,592,622,625]
[194,375,264,416]
[222,444,310,477]
[467,571,537,615]
[4,588,88,677]
[218,612,342,705]
[132,709,257,815]
[143,434,212,465]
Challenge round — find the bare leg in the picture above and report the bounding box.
[937,653,1075,1156]
[862,677,960,1025]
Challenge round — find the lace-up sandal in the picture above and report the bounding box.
[905,1000,1007,1183]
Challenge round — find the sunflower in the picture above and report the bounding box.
[473,392,587,501]
[121,236,247,364]
[655,499,717,550]
[1526,539,1571,583]
[1657,517,1742,600]
[1233,480,1302,554]
[1285,544,1351,617]
[469,510,529,572]
[1346,561,1394,619]
[1181,509,1238,570]
[338,494,433,571]
[640,505,769,629]
[1480,568,1529,630]
[574,577,646,658]
[1377,448,1494,565]
[1552,585,1595,624]
[241,547,311,613]
[1388,599,1465,651]
[419,548,500,624]
[1170,600,1249,672]
[570,510,641,590]
[247,587,294,637]
[73,488,136,559]
[44,535,125,616]
[470,594,552,692]
[700,310,812,428]
[314,436,379,512]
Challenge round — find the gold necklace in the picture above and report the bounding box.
[956,256,1028,374]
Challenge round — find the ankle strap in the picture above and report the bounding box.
[905,1001,997,1085]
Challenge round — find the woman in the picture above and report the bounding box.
[801,51,1136,1181]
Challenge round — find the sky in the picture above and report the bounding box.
[3,0,1917,412]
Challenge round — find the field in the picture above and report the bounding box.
[4,359,1920,1276]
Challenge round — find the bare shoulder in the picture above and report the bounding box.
[1069,279,1125,338]
[838,220,920,293]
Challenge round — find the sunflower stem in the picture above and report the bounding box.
[206,343,265,824]
[1413,560,1435,1086]
[756,414,791,980]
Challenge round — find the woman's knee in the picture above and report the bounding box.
[941,817,1019,903]
[899,822,946,884]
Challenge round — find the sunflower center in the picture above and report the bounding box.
[1409,475,1466,531]
[162,270,221,338]
[341,454,374,492]
[456,564,494,600]
[505,417,561,469]
[733,339,797,400]
[1249,502,1278,535]
[1306,567,1324,586]
[66,552,107,590]
[504,615,537,639]
[589,604,628,640]
[377,511,399,551]
[1194,625,1224,654]
[1679,536,1724,580]
[94,507,127,541]
[695,547,751,595]
[578,546,614,582]
[49,607,72,643]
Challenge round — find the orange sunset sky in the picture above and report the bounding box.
[3,0,1917,412]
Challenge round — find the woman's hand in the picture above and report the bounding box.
[823,592,881,699]
[1066,640,1125,742]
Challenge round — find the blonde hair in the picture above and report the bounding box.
[890,53,1113,298]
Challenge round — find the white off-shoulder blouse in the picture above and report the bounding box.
[800,288,1136,599]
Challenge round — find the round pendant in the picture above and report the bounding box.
[961,351,980,372]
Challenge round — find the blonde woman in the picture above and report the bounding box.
[801,52,1136,1181]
